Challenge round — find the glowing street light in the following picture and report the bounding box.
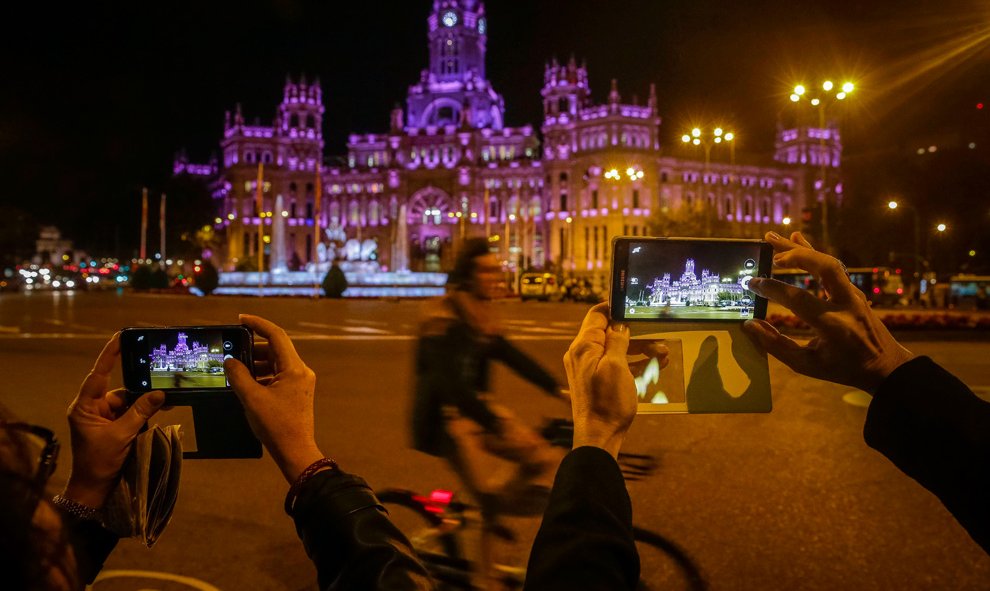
[936,223,947,232]
[782,216,792,226]
[888,200,899,210]
[682,126,735,165]
[789,78,857,255]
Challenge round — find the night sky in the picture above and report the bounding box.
[3,0,989,260]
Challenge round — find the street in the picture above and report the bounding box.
[1,291,988,590]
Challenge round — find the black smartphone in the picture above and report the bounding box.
[120,325,253,402]
[610,237,772,322]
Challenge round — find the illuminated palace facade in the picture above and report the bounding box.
[176,0,839,282]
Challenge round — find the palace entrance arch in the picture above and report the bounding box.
[408,187,455,272]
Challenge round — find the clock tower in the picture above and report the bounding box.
[406,0,505,130]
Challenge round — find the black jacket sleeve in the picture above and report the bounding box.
[525,446,640,590]
[290,469,434,590]
[864,356,990,554]
[491,336,559,395]
[64,517,119,585]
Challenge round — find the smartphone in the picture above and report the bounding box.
[610,237,772,322]
[120,326,253,401]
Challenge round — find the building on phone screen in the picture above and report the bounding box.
[174,0,837,290]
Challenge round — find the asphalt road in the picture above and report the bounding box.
[1,291,989,590]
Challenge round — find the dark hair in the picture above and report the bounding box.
[0,405,77,590]
[447,238,494,292]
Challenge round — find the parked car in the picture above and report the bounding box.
[520,272,560,301]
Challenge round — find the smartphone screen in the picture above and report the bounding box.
[120,326,253,393]
[610,237,772,322]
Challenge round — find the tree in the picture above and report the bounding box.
[194,260,220,295]
[322,262,348,298]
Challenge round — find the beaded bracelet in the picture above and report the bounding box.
[284,457,338,515]
[52,494,103,523]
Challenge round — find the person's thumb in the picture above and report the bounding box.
[118,390,165,434]
[224,358,259,407]
[604,323,630,363]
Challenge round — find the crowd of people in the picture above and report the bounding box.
[1,231,987,590]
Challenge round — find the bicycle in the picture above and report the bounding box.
[379,418,707,590]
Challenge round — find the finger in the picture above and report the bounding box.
[771,248,858,302]
[225,358,261,405]
[742,320,816,375]
[603,323,631,364]
[78,333,121,400]
[239,315,302,372]
[790,232,814,249]
[764,232,804,255]
[627,340,669,358]
[749,277,830,328]
[117,390,165,434]
[567,304,610,362]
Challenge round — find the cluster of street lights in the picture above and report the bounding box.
[604,167,645,181]
[789,79,855,255]
[680,127,735,165]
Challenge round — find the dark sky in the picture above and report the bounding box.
[3,0,989,255]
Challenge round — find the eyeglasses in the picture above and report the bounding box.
[0,421,60,492]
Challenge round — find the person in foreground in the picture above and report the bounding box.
[0,318,434,590]
[525,302,668,590]
[741,231,989,554]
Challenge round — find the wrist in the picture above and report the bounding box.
[573,424,625,459]
[62,478,112,509]
[272,443,325,485]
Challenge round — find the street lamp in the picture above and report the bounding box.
[936,222,947,232]
[782,216,792,226]
[790,79,855,255]
[681,126,736,166]
[886,199,924,283]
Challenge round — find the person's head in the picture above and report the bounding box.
[0,405,77,591]
[448,238,502,299]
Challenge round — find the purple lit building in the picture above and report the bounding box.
[177,0,839,285]
[149,332,224,372]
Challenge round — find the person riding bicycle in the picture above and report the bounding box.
[413,238,568,517]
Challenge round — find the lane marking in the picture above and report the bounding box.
[0,325,20,333]
[298,321,393,334]
[345,318,390,326]
[93,569,221,591]
[340,326,393,334]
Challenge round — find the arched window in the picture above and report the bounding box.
[349,200,360,225]
[290,114,299,128]
[329,200,341,222]
[368,200,380,224]
[262,152,272,164]
[306,114,316,129]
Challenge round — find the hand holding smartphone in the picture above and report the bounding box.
[120,325,254,404]
[610,237,772,322]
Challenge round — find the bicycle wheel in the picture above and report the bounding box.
[634,526,707,591]
[377,489,473,590]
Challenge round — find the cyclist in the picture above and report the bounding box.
[413,238,568,519]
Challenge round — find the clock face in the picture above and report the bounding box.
[442,11,458,27]
[478,17,487,34]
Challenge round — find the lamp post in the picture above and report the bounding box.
[790,80,854,255]
[887,200,924,284]
[680,127,735,167]
[681,128,732,234]
[604,166,645,238]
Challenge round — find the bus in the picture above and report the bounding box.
[949,275,990,310]
[772,266,905,306]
